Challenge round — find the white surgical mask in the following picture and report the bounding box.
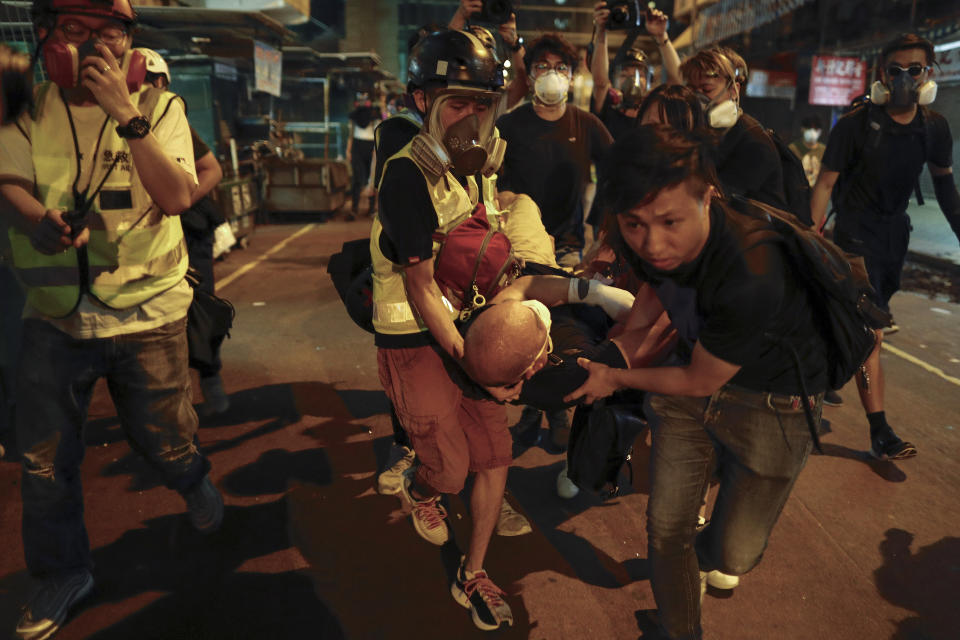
[534,70,570,106]
[803,128,821,144]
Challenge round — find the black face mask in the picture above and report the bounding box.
[443,114,488,176]
[888,72,919,108]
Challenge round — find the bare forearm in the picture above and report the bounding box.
[193,152,223,204]
[408,280,464,359]
[810,171,837,228]
[658,37,682,84]
[0,181,46,232]
[591,30,610,112]
[129,134,194,215]
[611,365,717,397]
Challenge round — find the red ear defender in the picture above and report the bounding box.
[123,48,145,93]
[42,41,81,89]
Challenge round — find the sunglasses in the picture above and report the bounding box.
[886,64,929,78]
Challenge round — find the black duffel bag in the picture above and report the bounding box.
[185,268,235,370]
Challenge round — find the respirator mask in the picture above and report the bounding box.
[410,87,504,177]
[698,89,739,129]
[870,63,937,107]
[533,70,570,106]
[42,39,145,93]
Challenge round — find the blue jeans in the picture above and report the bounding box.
[17,317,209,578]
[646,386,821,640]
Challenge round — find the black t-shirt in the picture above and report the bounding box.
[190,126,211,162]
[593,94,640,142]
[373,112,422,187]
[375,156,442,348]
[349,105,379,129]
[496,103,613,250]
[823,105,953,218]
[626,200,829,395]
[717,113,788,211]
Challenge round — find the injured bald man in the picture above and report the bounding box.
[460,275,676,407]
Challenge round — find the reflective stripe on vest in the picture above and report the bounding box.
[8,83,188,318]
[371,144,482,336]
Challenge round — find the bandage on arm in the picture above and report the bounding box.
[933,172,960,242]
[568,278,635,322]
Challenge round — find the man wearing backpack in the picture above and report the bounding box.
[372,29,516,631]
[811,33,960,461]
[566,125,830,640]
[681,48,789,213]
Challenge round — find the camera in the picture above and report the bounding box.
[478,0,513,25]
[606,0,645,30]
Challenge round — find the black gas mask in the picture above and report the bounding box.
[443,113,488,175]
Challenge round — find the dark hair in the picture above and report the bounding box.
[639,84,708,132]
[599,125,719,256]
[881,33,935,66]
[523,33,578,74]
[800,115,822,130]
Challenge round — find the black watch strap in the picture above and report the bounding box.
[510,36,524,53]
[116,115,150,140]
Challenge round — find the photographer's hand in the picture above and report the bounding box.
[499,12,519,48]
[593,1,610,32]
[30,209,89,255]
[80,43,139,126]
[450,0,483,29]
[645,8,669,41]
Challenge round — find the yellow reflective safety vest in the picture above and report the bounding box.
[8,83,188,318]
[371,144,490,336]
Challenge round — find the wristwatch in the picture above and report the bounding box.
[510,36,524,53]
[116,115,150,139]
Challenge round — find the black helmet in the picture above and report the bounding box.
[613,48,652,78]
[407,30,504,93]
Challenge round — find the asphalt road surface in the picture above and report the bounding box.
[1,218,957,640]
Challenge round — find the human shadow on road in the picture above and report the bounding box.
[816,442,908,483]
[874,528,960,640]
[92,382,390,492]
[0,499,345,640]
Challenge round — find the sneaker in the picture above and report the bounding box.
[706,570,740,590]
[400,479,449,545]
[496,498,531,537]
[556,464,580,499]
[451,558,514,631]
[377,444,416,495]
[16,569,94,640]
[199,375,230,416]
[546,409,571,452]
[183,475,224,534]
[511,406,542,447]
[823,390,844,407]
[870,427,918,460]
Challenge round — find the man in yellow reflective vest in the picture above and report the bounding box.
[372,30,519,631]
[0,1,221,638]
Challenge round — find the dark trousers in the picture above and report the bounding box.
[646,386,820,640]
[350,139,374,212]
[18,318,209,578]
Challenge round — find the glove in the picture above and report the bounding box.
[568,277,635,322]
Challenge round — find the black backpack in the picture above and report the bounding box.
[327,239,375,334]
[731,196,891,447]
[766,128,814,226]
[566,399,647,498]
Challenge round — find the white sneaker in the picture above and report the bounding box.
[377,445,416,495]
[706,570,740,590]
[556,464,580,499]
[496,498,531,536]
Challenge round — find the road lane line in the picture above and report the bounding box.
[882,342,960,387]
[216,224,316,293]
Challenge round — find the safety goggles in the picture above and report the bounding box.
[886,63,930,78]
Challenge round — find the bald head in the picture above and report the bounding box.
[463,301,548,387]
